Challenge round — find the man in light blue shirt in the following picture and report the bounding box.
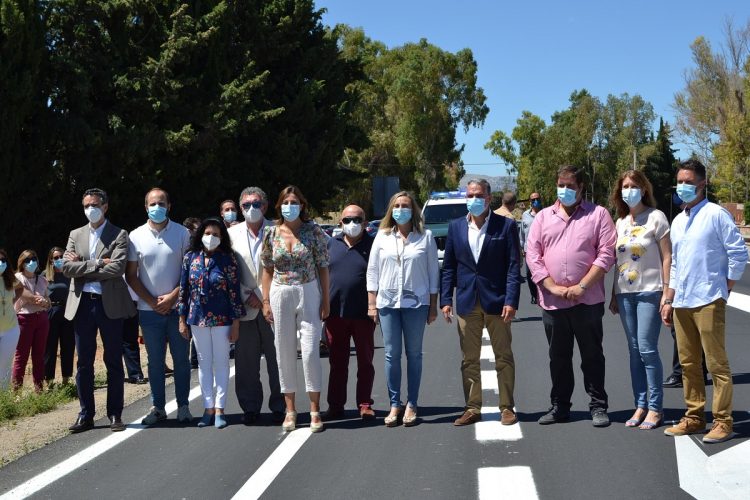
[662,159,748,444]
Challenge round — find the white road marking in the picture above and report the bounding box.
[231,429,312,500]
[475,407,523,442]
[0,367,235,500]
[480,370,499,394]
[727,290,750,314]
[480,344,494,360]
[477,467,539,500]
[675,436,750,499]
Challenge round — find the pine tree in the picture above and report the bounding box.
[644,118,678,219]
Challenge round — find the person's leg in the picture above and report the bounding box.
[669,326,682,379]
[190,337,198,368]
[299,281,322,419]
[694,300,732,425]
[485,310,515,411]
[270,283,299,396]
[31,313,50,389]
[96,304,125,419]
[165,311,190,407]
[526,260,538,304]
[378,307,403,408]
[542,308,574,411]
[59,317,75,381]
[0,326,21,390]
[351,318,376,409]
[211,326,232,410]
[571,303,608,411]
[139,311,168,409]
[190,325,215,409]
[673,307,706,424]
[402,306,428,409]
[12,314,33,388]
[456,303,485,414]
[234,319,263,413]
[616,293,648,411]
[44,310,61,381]
[257,314,284,414]
[121,308,143,379]
[635,292,663,414]
[73,299,98,420]
[325,316,351,411]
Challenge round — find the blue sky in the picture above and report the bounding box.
[318,0,749,176]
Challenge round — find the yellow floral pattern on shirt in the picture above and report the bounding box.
[617,225,648,285]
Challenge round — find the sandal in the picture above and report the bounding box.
[639,412,663,430]
[625,409,646,428]
[403,406,418,427]
[384,407,403,427]
[282,411,297,432]
[309,411,324,433]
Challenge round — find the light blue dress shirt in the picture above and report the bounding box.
[669,198,748,308]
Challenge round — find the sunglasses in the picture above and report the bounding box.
[23,257,38,264]
[241,201,263,210]
[0,258,6,264]
[342,217,363,224]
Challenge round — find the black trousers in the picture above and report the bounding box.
[44,305,75,380]
[122,304,143,379]
[525,262,538,303]
[542,302,607,411]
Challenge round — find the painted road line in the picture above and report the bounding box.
[727,290,750,314]
[480,370,499,394]
[477,467,539,500]
[675,435,750,499]
[476,407,523,442]
[230,429,312,500]
[480,344,494,360]
[0,367,235,500]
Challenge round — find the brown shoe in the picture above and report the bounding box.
[359,405,375,420]
[703,421,733,443]
[664,417,705,437]
[454,410,482,426]
[500,408,518,425]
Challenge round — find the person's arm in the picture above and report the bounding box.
[718,209,749,290]
[366,233,381,324]
[440,223,456,322]
[125,260,158,309]
[177,253,191,337]
[318,266,330,320]
[426,231,439,325]
[504,219,521,313]
[226,254,246,341]
[566,208,617,301]
[85,229,129,280]
[62,230,99,278]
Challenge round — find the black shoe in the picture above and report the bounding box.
[531,296,537,305]
[591,408,610,427]
[229,343,236,360]
[242,412,258,426]
[319,341,329,357]
[322,408,345,421]
[190,363,199,370]
[663,375,683,388]
[271,411,285,424]
[127,375,147,385]
[69,417,94,433]
[538,406,570,425]
[110,416,126,432]
[164,365,174,376]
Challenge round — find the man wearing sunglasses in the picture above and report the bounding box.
[322,205,377,421]
[228,187,285,425]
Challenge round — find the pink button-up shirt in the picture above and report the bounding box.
[526,200,616,310]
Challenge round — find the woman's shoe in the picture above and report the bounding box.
[215,413,227,429]
[309,412,324,433]
[197,410,214,428]
[639,412,663,430]
[282,411,297,432]
[403,406,418,427]
[384,407,403,428]
[625,408,647,428]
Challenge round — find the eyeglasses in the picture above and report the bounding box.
[241,201,263,210]
[23,257,38,263]
[342,217,363,224]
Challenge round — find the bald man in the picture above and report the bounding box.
[520,193,543,304]
[323,205,377,421]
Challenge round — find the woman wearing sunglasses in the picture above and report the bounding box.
[0,249,24,390]
[42,247,75,386]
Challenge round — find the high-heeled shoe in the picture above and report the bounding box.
[403,406,418,427]
[309,411,324,433]
[384,407,403,428]
[282,411,297,432]
[197,410,214,428]
[214,413,227,429]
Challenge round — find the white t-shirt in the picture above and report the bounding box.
[614,207,670,294]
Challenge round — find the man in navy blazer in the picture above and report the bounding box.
[440,179,522,426]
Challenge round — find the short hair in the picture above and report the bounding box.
[273,185,311,224]
[220,199,237,211]
[502,192,517,206]
[182,217,201,230]
[557,165,586,186]
[82,188,108,204]
[239,187,268,205]
[610,170,658,219]
[467,178,491,195]
[144,187,170,205]
[0,248,14,290]
[379,191,424,234]
[188,218,233,254]
[678,159,706,181]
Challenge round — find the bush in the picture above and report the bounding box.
[0,383,78,424]
[744,200,750,225]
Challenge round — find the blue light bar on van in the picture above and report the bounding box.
[430,189,467,199]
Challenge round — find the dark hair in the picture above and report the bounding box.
[182,217,201,233]
[0,249,14,290]
[678,159,706,181]
[610,170,658,219]
[274,185,311,224]
[188,218,232,254]
[45,246,65,280]
[82,188,109,204]
[557,165,586,186]
[220,199,237,211]
[145,187,170,205]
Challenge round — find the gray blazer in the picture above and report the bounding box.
[228,221,265,321]
[62,221,137,321]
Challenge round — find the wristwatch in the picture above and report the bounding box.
[663,299,673,305]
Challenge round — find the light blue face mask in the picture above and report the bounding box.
[147,204,168,223]
[557,187,578,207]
[621,188,642,208]
[53,258,64,270]
[222,210,237,223]
[0,262,6,274]
[392,207,412,225]
[281,204,301,222]
[466,197,486,217]
[25,260,38,273]
[675,183,698,204]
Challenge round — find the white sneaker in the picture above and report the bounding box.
[142,407,167,425]
[177,405,193,423]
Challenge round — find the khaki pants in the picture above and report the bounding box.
[674,299,732,424]
[457,302,515,412]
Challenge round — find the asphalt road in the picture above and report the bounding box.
[1,270,749,499]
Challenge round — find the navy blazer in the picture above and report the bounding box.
[440,214,521,316]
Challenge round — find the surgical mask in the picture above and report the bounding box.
[25,260,38,273]
[53,258,64,270]
[672,192,684,206]
[243,206,263,223]
[222,210,237,223]
[466,197,486,217]
[621,188,642,208]
[0,262,6,274]
[202,234,220,251]
[556,187,578,207]
[147,205,168,224]
[281,204,301,222]
[531,199,542,210]
[392,208,412,225]
[85,206,103,224]
[342,222,362,238]
[675,183,698,204]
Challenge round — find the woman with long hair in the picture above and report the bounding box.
[43,247,74,385]
[0,249,23,390]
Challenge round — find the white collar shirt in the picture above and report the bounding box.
[245,219,267,271]
[82,220,107,294]
[467,212,490,263]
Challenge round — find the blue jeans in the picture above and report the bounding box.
[616,292,663,411]
[140,310,191,409]
[379,306,428,408]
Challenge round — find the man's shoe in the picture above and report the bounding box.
[530,296,537,305]
[142,407,167,425]
[454,410,482,426]
[110,416,126,432]
[177,405,193,423]
[359,404,376,420]
[164,365,174,376]
[69,417,94,433]
[127,376,147,385]
[242,412,258,426]
[271,411,285,424]
[591,408,610,427]
[500,408,518,425]
[538,406,569,425]
[322,408,345,421]
[664,417,706,437]
[663,375,683,388]
[703,421,733,443]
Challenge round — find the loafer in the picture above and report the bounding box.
[359,405,376,420]
[454,410,482,426]
[126,376,147,385]
[242,412,258,426]
[538,406,570,425]
[591,409,610,427]
[69,417,94,433]
[500,408,518,425]
[663,375,682,388]
[110,416,126,432]
[322,408,345,421]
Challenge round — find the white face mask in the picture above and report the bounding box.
[202,234,220,251]
[243,206,263,223]
[85,206,103,224]
[342,222,362,238]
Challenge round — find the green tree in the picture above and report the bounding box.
[644,118,679,218]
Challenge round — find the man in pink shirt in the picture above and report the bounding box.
[526,165,617,427]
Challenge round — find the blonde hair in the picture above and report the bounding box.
[609,170,657,219]
[379,191,424,234]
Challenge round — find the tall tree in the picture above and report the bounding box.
[644,118,679,219]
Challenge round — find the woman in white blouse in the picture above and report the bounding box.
[367,191,439,427]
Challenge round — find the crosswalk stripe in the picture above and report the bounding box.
[477,467,539,499]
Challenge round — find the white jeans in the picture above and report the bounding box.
[191,325,231,409]
[0,325,21,390]
[270,280,322,394]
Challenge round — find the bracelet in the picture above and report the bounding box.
[663,299,673,305]
[262,299,270,304]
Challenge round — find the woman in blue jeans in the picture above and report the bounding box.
[609,170,672,430]
[366,191,439,427]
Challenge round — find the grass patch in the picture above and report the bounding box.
[0,383,78,424]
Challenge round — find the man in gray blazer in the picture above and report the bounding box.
[63,188,136,433]
[229,186,285,425]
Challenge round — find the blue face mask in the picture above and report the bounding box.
[53,258,64,270]
[466,197,486,217]
[147,205,168,223]
[392,208,412,225]
[25,260,38,273]
[675,183,698,204]
[222,210,237,223]
[531,199,542,210]
[0,262,6,274]
[557,187,578,207]
[281,204,301,222]
[672,192,684,206]
[621,188,642,208]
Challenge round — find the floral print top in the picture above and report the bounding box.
[614,207,670,294]
[261,222,329,285]
[178,249,246,326]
